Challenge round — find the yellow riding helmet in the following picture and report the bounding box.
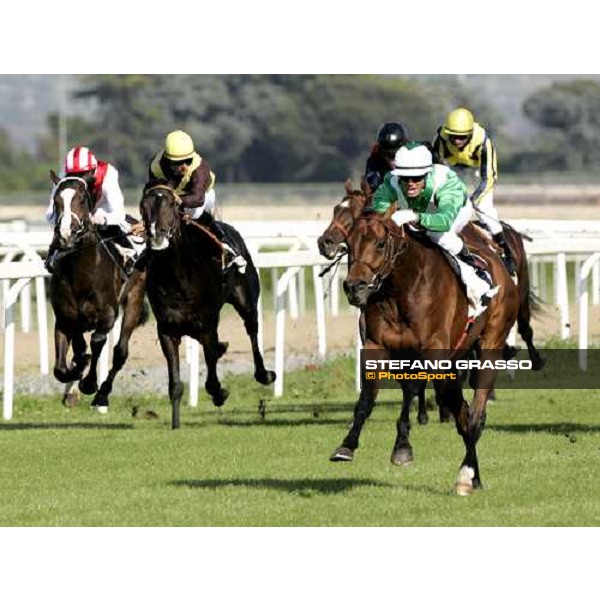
[443,108,475,136]
[164,130,195,161]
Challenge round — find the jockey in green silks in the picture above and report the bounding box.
[371,142,499,317]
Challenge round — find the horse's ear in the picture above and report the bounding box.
[50,170,59,184]
[360,176,373,198]
[344,179,354,195]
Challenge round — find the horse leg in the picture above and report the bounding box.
[93,270,148,411]
[228,270,276,385]
[200,329,230,407]
[390,381,417,466]
[331,342,388,462]
[517,295,546,371]
[54,327,90,383]
[67,331,90,381]
[158,331,183,430]
[416,381,428,425]
[79,331,109,397]
[330,382,379,462]
[53,326,74,383]
[437,380,482,495]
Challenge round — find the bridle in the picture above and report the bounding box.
[347,216,407,294]
[328,193,367,240]
[53,176,95,241]
[143,184,183,241]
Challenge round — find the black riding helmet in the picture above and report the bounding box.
[376,122,409,154]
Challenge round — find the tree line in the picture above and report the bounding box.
[1,75,599,191]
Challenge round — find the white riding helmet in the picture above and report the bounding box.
[391,144,433,177]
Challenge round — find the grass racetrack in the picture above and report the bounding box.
[1,356,599,526]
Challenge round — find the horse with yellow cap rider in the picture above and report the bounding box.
[432,108,516,276]
[144,130,246,271]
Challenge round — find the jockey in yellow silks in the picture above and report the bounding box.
[432,108,516,275]
[146,130,246,272]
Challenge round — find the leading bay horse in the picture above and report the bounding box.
[139,183,275,429]
[332,208,520,495]
[318,180,442,449]
[319,181,544,370]
[49,173,146,410]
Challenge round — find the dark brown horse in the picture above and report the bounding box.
[140,183,275,429]
[332,209,520,495]
[49,174,144,409]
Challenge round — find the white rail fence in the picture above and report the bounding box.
[2,219,600,420]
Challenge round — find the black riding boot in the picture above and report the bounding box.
[196,212,246,272]
[493,232,517,276]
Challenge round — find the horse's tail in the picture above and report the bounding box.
[528,288,543,315]
[502,219,533,243]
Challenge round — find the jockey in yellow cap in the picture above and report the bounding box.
[432,108,516,276]
[145,130,246,272]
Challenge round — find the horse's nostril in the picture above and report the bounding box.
[344,280,368,295]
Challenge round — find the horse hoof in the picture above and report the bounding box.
[62,392,79,408]
[531,356,546,371]
[91,393,108,409]
[330,447,354,462]
[439,408,453,423]
[417,413,428,425]
[211,388,230,407]
[216,342,229,358]
[79,378,98,395]
[92,406,108,415]
[455,466,475,496]
[255,370,276,386]
[390,447,413,466]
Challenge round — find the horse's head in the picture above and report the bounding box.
[317,179,370,259]
[139,183,182,251]
[51,174,94,249]
[343,207,403,307]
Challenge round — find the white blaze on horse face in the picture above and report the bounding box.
[339,199,350,208]
[148,222,170,250]
[59,189,77,241]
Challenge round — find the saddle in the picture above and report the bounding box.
[405,225,493,289]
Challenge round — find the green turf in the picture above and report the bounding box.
[1,356,599,526]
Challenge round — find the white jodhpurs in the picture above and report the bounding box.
[425,203,473,255]
[184,189,217,219]
[474,190,502,235]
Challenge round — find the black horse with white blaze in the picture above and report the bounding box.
[139,183,275,429]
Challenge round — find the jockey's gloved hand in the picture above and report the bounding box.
[391,209,418,227]
[91,209,108,226]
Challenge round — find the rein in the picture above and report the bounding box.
[182,215,223,250]
[350,218,407,293]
